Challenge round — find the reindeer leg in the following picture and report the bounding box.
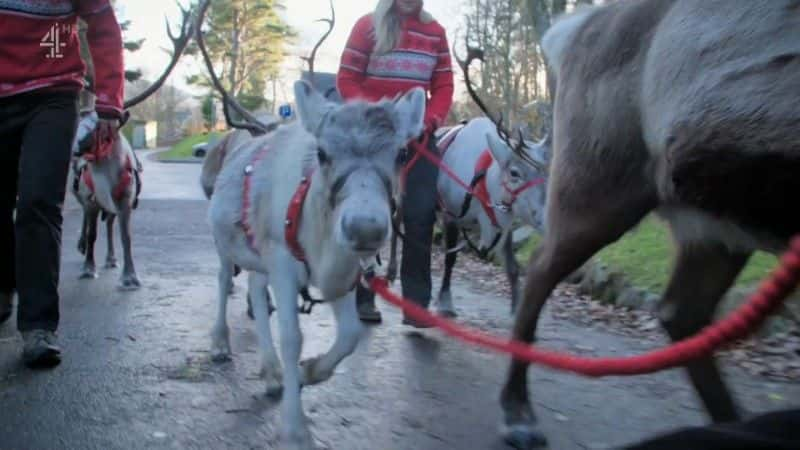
[386,208,400,283]
[77,211,88,255]
[248,271,282,397]
[117,205,141,290]
[270,252,311,450]
[501,196,654,449]
[658,240,747,423]
[503,232,521,315]
[80,207,100,279]
[300,290,361,387]
[105,214,118,268]
[211,260,235,363]
[435,221,459,317]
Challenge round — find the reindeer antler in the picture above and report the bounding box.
[301,0,336,89]
[195,0,276,136]
[454,42,542,169]
[123,1,194,110]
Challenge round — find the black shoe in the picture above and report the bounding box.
[402,315,434,329]
[22,330,62,369]
[357,302,383,324]
[0,292,11,325]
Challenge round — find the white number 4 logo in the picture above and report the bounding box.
[41,24,66,59]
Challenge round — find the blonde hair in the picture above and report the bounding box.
[373,0,434,54]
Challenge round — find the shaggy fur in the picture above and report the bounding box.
[499,1,800,448]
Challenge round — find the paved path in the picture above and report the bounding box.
[1,156,797,450]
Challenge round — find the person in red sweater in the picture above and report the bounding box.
[0,0,124,368]
[337,0,454,325]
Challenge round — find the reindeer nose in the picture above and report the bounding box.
[342,212,389,251]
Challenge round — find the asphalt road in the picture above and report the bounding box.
[1,152,798,450]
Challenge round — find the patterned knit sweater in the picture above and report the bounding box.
[0,0,124,119]
[336,12,454,130]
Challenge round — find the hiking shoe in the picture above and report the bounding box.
[0,292,12,325]
[357,302,383,324]
[22,330,62,369]
[402,315,434,329]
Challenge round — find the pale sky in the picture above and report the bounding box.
[118,0,466,105]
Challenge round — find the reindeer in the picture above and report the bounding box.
[70,5,194,290]
[206,57,424,450]
[431,48,550,317]
[197,0,334,325]
[384,47,550,317]
[197,2,425,448]
[498,1,800,448]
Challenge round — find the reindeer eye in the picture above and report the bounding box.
[317,147,330,165]
[510,168,522,179]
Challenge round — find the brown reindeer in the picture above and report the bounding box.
[499,1,800,448]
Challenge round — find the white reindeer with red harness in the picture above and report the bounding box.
[69,5,194,290]
[197,1,425,448]
[388,46,550,316]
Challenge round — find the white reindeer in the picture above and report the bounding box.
[208,80,424,449]
[387,48,550,316]
[69,6,193,289]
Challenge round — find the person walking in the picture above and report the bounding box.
[0,0,124,368]
[337,0,454,325]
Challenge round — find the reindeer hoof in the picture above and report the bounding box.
[436,309,458,318]
[501,424,548,450]
[80,267,98,279]
[118,275,141,291]
[299,356,332,387]
[105,258,118,269]
[280,424,313,450]
[211,327,231,362]
[386,266,398,283]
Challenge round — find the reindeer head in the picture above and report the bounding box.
[456,42,551,232]
[294,81,426,256]
[486,131,550,232]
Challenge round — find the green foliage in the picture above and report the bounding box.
[159,132,223,160]
[190,0,294,110]
[516,215,778,293]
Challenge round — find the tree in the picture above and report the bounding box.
[201,94,216,132]
[457,0,598,135]
[188,0,294,113]
[78,0,144,93]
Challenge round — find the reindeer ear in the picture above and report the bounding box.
[486,132,513,166]
[392,87,426,142]
[294,80,331,134]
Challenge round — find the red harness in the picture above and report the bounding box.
[241,145,313,263]
[240,146,361,306]
[80,135,135,202]
[471,150,500,227]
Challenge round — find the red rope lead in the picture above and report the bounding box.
[368,236,800,377]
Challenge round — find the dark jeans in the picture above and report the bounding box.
[357,136,439,309]
[0,91,79,332]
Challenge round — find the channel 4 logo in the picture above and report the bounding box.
[41,23,71,59]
